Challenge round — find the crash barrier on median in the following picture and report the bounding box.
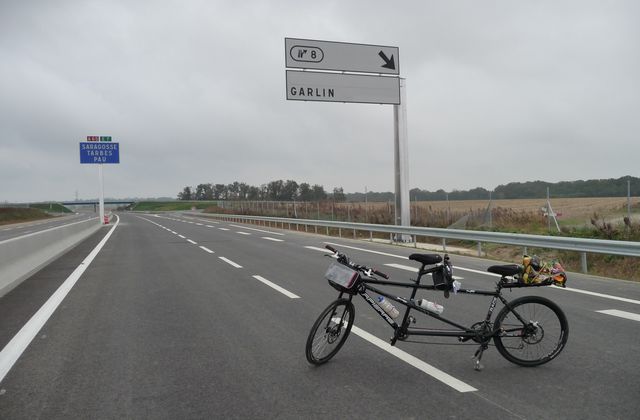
[0,217,102,297]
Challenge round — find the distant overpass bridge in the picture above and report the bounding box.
[61,201,135,206]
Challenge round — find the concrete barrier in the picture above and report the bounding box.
[0,217,102,297]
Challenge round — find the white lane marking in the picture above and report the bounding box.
[306,246,331,253]
[229,224,285,236]
[252,275,300,299]
[323,243,639,305]
[237,231,251,236]
[206,225,215,228]
[262,237,284,242]
[596,309,640,322]
[195,223,203,226]
[199,246,214,254]
[350,325,477,393]
[556,287,640,305]
[219,257,242,268]
[178,234,186,239]
[0,216,120,383]
[187,239,197,245]
[324,242,407,259]
[384,263,464,280]
[170,231,177,234]
[219,228,230,231]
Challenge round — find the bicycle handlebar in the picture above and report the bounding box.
[324,244,389,279]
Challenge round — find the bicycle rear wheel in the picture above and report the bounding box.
[305,299,355,365]
[494,295,568,367]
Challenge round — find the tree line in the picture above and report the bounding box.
[179,176,638,202]
[178,180,346,202]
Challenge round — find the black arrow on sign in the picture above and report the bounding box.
[378,51,395,70]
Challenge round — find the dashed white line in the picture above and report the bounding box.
[187,239,197,245]
[178,234,186,239]
[251,275,300,299]
[262,237,284,242]
[237,231,251,236]
[596,309,640,322]
[219,228,230,231]
[350,325,476,393]
[195,223,203,226]
[206,225,215,228]
[556,287,640,305]
[199,246,214,254]
[219,257,242,268]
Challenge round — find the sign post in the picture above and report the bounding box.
[285,38,411,235]
[79,136,120,225]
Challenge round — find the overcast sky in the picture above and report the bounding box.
[1,0,639,202]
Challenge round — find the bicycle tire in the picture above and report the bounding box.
[494,295,568,367]
[305,299,355,365]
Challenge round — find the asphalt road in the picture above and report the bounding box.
[0,212,638,419]
[0,213,97,242]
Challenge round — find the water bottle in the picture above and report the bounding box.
[417,298,444,314]
[377,296,400,318]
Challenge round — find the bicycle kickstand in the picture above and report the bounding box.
[473,343,489,371]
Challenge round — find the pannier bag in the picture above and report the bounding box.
[521,255,567,288]
[325,262,360,293]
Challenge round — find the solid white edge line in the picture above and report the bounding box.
[218,228,230,231]
[0,215,120,383]
[219,257,242,268]
[556,287,640,305]
[384,263,464,280]
[199,246,215,254]
[252,275,299,299]
[178,234,186,238]
[236,232,251,235]
[187,239,197,245]
[229,224,285,236]
[596,309,640,321]
[350,326,477,393]
[262,237,284,242]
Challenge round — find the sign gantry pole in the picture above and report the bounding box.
[394,78,410,239]
[98,163,105,225]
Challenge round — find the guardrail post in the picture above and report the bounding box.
[369,231,373,241]
[353,228,356,239]
[524,246,528,256]
[414,235,417,248]
[477,242,482,257]
[581,252,588,273]
[339,228,342,238]
[326,227,329,236]
[442,238,447,252]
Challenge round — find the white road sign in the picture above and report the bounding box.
[285,38,399,75]
[286,70,400,105]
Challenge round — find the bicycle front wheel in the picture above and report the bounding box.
[494,295,568,367]
[305,299,355,365]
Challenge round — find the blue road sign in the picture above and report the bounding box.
[79,142,120,164]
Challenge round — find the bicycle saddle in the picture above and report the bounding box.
[487,264,522,277]
[409,253,442,265]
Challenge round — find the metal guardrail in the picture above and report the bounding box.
[195,213,640,272]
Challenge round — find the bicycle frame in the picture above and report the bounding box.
[337,262,548,346]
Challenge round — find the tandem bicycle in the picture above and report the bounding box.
[305,245,569,370]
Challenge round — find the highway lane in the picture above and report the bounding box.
[0,212,638,419]
[0,213,97,242]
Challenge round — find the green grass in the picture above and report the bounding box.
[0,207,53,225]
[29,203,72,213]
[130,201,217,211]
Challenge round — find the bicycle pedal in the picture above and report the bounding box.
[474,360,484,371]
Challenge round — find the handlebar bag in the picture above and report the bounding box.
[325,262,360,293]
